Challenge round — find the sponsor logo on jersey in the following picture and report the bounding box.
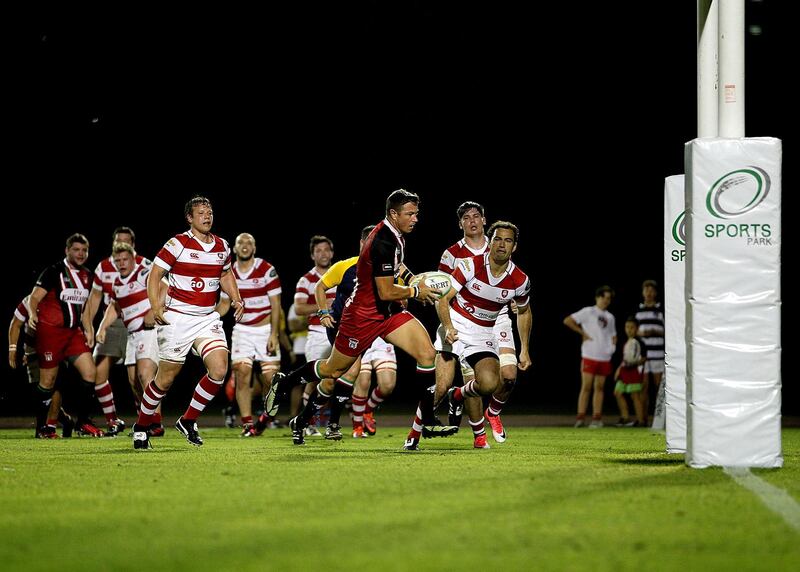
[191,278,205,291]
[348,338,359,349]
[60,288,89,305]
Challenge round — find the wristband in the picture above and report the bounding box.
[233,300,245,308]
[399,268,414,284]
[317,309,331,318]
[409,285,419,299]
[9,345,17,350]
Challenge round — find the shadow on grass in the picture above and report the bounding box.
[605,456,685,466]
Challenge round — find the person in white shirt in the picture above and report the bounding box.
[563,285,616,428]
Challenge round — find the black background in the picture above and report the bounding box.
[4,2,794,416]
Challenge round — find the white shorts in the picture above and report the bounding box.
[494,313,516,352]
[305,328,332,361]
[94,318,127,361]
[157,310,228,363]
[434,310,498,363]
[125,329,159,366]
[231,323,281,364]
[644,359,665,374]
[362,337,396,365]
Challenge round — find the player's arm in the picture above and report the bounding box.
[267,293,281,353]
[147,264,170,325]
[563,315,591,341]
[96,301,120,344]
[8,315,23,369]
[374,275,439,304]
[27,286,47,330]
[215,293,232,317]
[84,287,104,326]
[436,287,459,344]
[396,263,415,285]
[372,238,438,304]
[516,302,532,371]
[220,269,245,322]
[314,276,336,327]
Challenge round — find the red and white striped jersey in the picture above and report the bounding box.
[449,253,530,327]
[109,262,151,332]
[14,297,30,323]
[220,258,282,326]
[294,268,336,331]
[155,232,232,316]
[13,297,36,348]
[440,236,511,320]
[93,254,149,305]
[438,236,488,273]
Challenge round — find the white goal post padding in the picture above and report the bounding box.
[664,175,686,454]
[684,137,782,468]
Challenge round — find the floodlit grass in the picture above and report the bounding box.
[1,426,798,571]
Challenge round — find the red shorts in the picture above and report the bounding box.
[618,364,643,384]
[36,323,91,368]
[335,310,414,357]
[581,357,612,376]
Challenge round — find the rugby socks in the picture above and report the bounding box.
[285,359,323,388]
[136,380,166,428]
[95,380,117,423]
[365,387,386,414]
[486,395,507,417]
[330,376,355,426]
[33,384,54,429]
[469,416,487,438]
[453,380,480,402]
[408,364,435,439]
[183,375,224,421]
[352,395,367,431]
[76,379,97,422]
[301,384,330,425]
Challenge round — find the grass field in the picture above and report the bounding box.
[1,425,798,571]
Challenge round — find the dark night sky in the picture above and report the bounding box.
[5,2,794,413]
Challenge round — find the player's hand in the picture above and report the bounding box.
[232,300,246,322]
[8,346,17,369]
[417,283,441,305]
[510,300,519,315]
[28,314,38,331]
[154,306,170,326]
[581,332,593,342]
[320,314,336,328]
[517,350,531,371]
[96,328,107,344]
[267,333,279,355]
[445,327,459,344]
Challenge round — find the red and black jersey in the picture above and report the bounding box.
[345,219,404,320]
[35,258,93,329]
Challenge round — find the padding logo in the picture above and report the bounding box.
[671,211,686,246]
[706,167,770,219]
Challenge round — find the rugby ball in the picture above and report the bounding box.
[622,338,641,366]
[410,271,452,297]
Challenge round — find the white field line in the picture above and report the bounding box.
[724,467,800,532]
